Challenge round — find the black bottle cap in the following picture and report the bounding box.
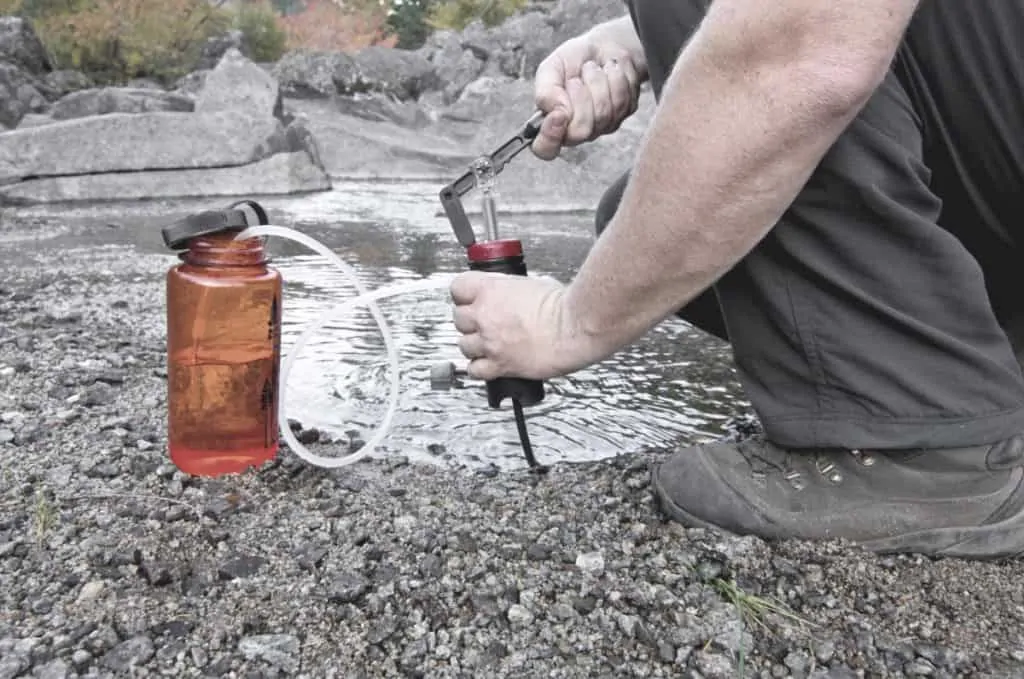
[161,200,270,250]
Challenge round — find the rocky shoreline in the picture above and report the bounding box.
[3,206,1024,678]
[0,0,646,209]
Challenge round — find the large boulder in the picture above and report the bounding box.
[42,70,95,100]
[547,0,628,45]
[0,17,52,75]
[0,50,331,204]
[285,74,655,213]
[0,62,49,128]
[0,111,285,181]
[272,46,439,100]
[417,30,486,105]
[48,87,194,120]
[412,0,628,103]
[0,150,329,204]
[195,47,282,119]
[458,12,556,80]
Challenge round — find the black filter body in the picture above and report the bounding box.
[466,239,546,409]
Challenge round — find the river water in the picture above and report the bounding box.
[5,180,750,471]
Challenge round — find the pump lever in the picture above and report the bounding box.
[439,110,546,248]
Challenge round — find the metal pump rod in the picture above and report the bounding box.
[472,156,501,241]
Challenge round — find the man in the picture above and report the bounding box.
[448,0,1024,560]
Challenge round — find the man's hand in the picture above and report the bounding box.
[532,17,646,160]
[449,271,602,381]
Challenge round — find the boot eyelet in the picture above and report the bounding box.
[814,457,843,485]
[850,449,876,467]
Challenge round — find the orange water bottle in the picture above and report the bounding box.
[161,202,282,477]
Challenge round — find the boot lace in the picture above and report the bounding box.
[736,437,876,490]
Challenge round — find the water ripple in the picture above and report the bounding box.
[272,242,748,471]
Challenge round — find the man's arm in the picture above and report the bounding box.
[561,0,920,359]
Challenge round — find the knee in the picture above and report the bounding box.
[595,170,631,238]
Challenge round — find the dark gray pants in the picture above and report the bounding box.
[595,0,1024,450]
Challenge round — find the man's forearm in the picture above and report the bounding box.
[562,0,919,360]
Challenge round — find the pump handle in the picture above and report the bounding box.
[439,110,546,248]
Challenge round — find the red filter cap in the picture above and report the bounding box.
[467,239,523,262]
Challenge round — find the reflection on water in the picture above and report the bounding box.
[5,180,751,471]
[261,181,750,471]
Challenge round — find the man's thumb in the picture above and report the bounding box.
[449,270,490,305]
[532,106,569,160]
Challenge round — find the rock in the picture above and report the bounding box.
[0,47,328,202]
[173,69,210,97]
[0,148,328,204]
[217,554,269,580]
[440,75,533,127]
[238,634,300,674]
[49,87,194,121]
[0,62,48,128]
[547,0,629,46]
[43,70,94,99]
[576,551,606,575]
[70,650,91,669]
[0,654,29,679]
[0,17,52,74]
[327,572,370,604]
[35,658,70,679]
[16,113,53,128]
[0,111,284,181]
[195,48,282,119]
[332,94,433,128]
[460,13,556,80]
[285,99,465,179]
[272,47,438,100]
[417,30,486,104]
[101,635,155,672]
[76,580,105,603]
[196,29,244,71]
[273,50,343,98]
[335,45,439,99]
[411,0,626,103]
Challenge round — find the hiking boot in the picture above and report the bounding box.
[650,434,1024,559]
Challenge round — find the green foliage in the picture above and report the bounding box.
[232,0,287,63]
[3,0,288,85]
[19,0,231,85]
[426,0,528,31]
[268,0,302,16]
[0,0,537,84]
[385,0,434,49]
[0,0,78,18]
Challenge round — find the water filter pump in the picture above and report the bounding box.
[433,110,550,473]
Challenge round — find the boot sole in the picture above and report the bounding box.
[650,461,1024,561]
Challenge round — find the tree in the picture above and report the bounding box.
[385,0,434,49]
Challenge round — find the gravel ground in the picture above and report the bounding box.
[3,216,1024,679]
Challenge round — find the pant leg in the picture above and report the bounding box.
[898,2,1024,326]
[619,0,1024,450]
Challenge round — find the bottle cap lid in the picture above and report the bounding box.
[161,200,270,250]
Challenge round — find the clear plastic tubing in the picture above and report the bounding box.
[235,225,456,469]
